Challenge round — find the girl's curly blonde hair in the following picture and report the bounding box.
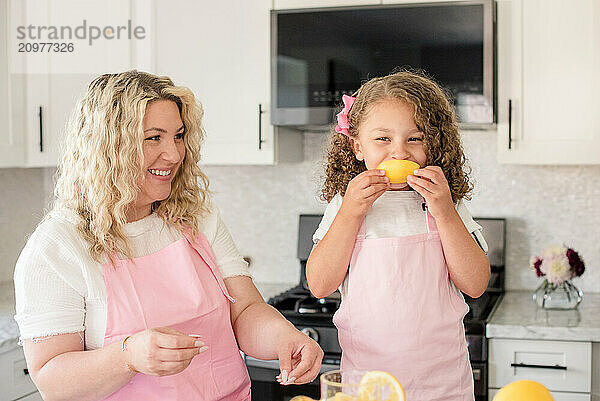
[321,70,472,203]
[53,70,211,263]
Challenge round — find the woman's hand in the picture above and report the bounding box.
[406,166,455,221]
[276,332,324,386]
[341,169,390,219]
[124,327,207,376]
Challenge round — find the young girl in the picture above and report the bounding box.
[306,71,490,401]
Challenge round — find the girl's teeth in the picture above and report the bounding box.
[149,169,171,176]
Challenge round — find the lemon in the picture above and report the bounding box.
[492,380,554,401]
[289,396,316,401]
[376,160,420,184]
[335,393,358,401]
[358,371,405,401]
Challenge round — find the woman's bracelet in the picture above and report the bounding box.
[121,335,139,373]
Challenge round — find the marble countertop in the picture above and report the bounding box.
[487,290,600,342]
[0,280,18,354]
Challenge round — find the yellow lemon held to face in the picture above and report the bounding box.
[358,371,405,401]
[376,160,420,184]
[289,396,316,401]
[492,380,554,401]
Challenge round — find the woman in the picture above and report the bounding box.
[14,71,323,401]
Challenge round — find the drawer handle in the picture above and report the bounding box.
[39,106,44,152]
[511,362,567,370]
[507,99,512,150]
[24,368,29,375]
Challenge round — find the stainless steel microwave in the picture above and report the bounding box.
[271,1,495,130]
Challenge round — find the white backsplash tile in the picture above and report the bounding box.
[1,130,599,293]
[0,168,49,283]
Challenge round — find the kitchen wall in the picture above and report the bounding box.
[1,130,599,293]
[0,168,50,283]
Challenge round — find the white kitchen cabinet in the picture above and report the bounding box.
[0,346,39,401]
[22,73,95,167]
[489,338,593,400]
[496,0,600,165]
[152,0,301,165]
[0,0,25,167]
[4,0,152,167]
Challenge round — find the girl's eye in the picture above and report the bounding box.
[175,132,185,140]
[408,136,424,142]
[376,137,390,142]
[145,135,160,141]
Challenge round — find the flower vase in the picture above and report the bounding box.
[533,280,583,310]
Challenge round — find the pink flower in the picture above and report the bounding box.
[335,94,356,137]
[531,245,586,286]
[530,256,544,277]
[567,248,585,277]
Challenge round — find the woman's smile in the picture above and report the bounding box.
[147,168,174,180]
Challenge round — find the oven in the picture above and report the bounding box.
[245,356,339,401]
[247,215,505,401]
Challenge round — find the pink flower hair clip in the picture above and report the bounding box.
[335,94,356,137]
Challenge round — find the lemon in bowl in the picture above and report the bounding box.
[376,160,420,184]
[358,371,405,401]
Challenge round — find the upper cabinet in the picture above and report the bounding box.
[151,0,300,165]
[497,0,600,164]
[22,73,95,167]
[0,0,25,167]
[2,0,300,167]
[2,0,152,168]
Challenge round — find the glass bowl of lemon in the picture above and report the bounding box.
[291,370,405,401]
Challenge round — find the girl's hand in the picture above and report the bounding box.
[406,166,455,221]
[341,170,390,218]
[124,327,208,376]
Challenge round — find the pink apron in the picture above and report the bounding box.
[333,204,474,401]
[101,231,251,401]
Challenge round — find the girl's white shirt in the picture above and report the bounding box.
[13,203,251,349]
[312,191,489,297]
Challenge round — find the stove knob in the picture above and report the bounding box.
[301,327,319,342]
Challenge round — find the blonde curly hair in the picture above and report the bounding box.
[53,70,211,263]
[321,70,472,203]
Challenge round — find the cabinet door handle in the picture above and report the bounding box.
[507,99,512,150]
[510,362,567,370]
[24,368,29,375]
[258,103,266,150]
[39,106,44,152]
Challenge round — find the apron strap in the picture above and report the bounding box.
[357,218,367,240]
[422,200,439,233]
[183,230,236,303]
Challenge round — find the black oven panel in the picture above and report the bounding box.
[245,356,340,401]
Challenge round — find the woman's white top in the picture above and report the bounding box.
[312,191,489,297]
[13,204,251,349]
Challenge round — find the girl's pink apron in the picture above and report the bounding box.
[333,204,474,401]
[100,232,251,401]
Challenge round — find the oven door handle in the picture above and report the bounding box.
[245,356,339,373]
